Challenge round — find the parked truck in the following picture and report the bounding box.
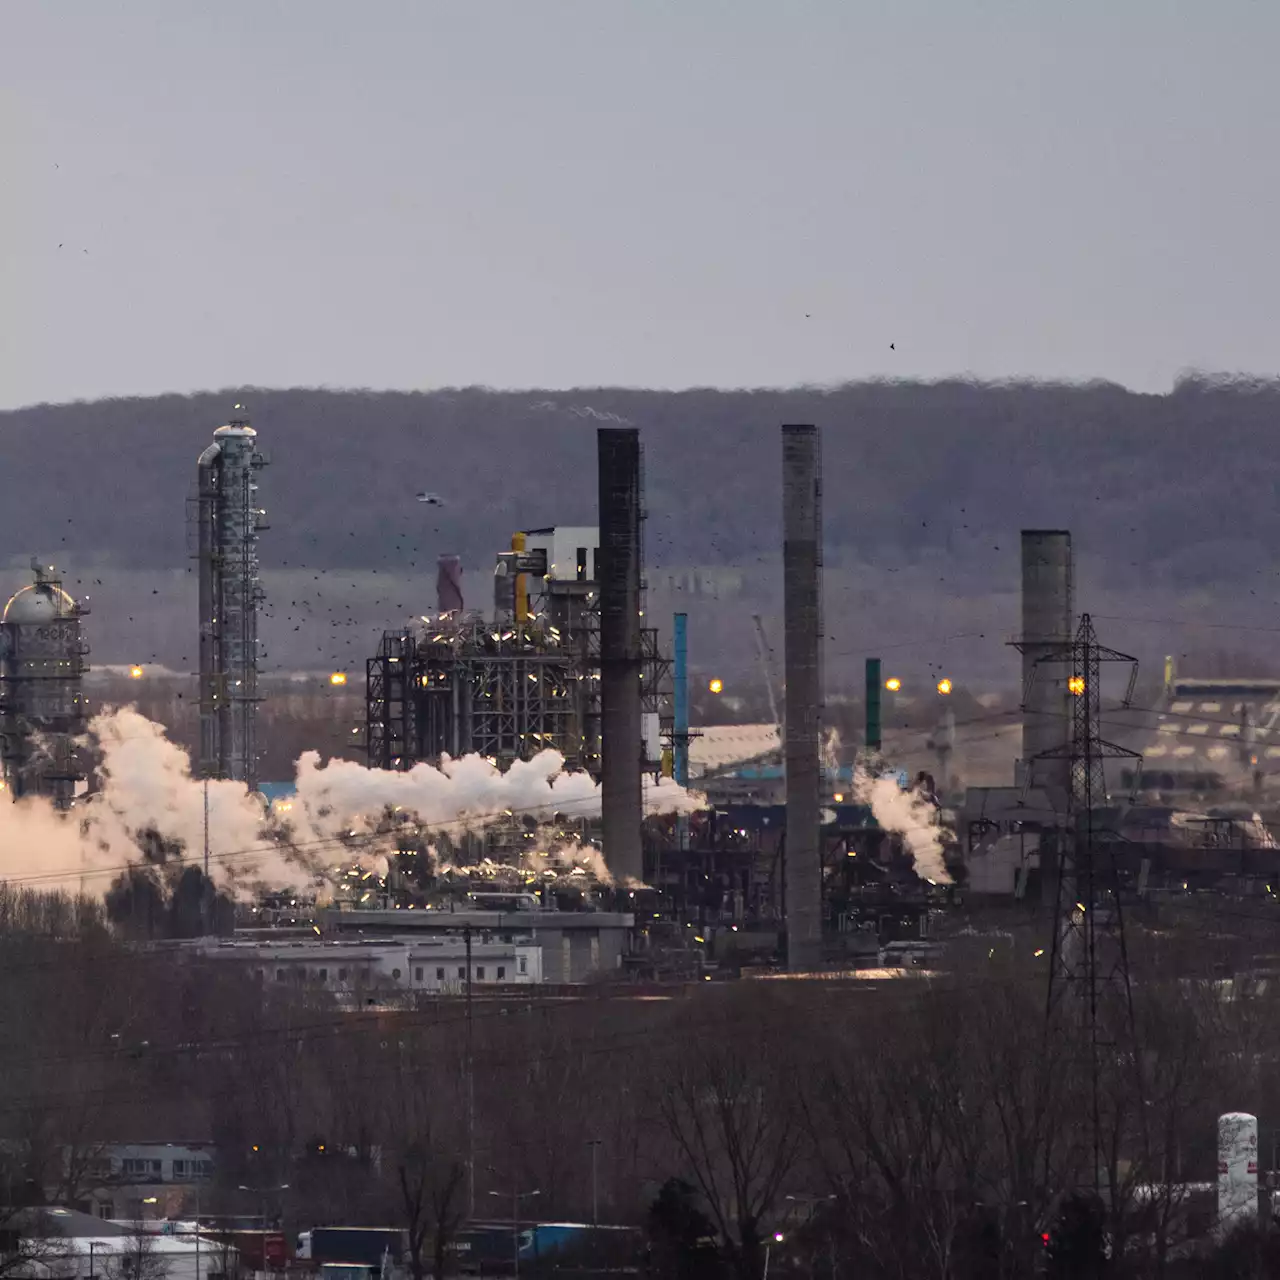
[297,1228,405,1273]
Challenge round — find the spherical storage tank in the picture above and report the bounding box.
[1218,1111,1259,1232]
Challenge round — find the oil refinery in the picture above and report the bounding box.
[7,408,1280,989]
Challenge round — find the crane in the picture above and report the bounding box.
[752,614,782,737]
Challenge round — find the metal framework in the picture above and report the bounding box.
[194,412,267,790]
[0,560,90,809]
[368,617,585,771]
[366,606,671,778]
[1024,612,1142,1192]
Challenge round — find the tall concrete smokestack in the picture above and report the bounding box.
[1019,530,1074,803]
[782,424,823,972]
[597,427,644,885]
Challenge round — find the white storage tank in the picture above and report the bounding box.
[1217,1111,1259,1232]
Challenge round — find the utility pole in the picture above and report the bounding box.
[465,924,475,1218]
[1023,613,1142,1198]
[488,1185,540,1280]
[202,776,211,934]
[586,1139,602,1225]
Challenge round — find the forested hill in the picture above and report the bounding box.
[0,376,1274,577]
[0,376,1275,681]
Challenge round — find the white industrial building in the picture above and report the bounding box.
[72,1143,214,1221]
[319,906,635,984]
[7,1208,225,1280]
[195,936,543,992]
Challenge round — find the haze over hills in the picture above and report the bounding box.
[2,376,1277,693]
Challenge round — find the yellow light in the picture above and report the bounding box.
[936,678,952,695]
[1068,675,1085,696]
[129,665,144,679]
[1034,948,1045,957]
[709,678,723,694]
[833,793,844,803]
[885,677,902,692]
[329,671,348,686]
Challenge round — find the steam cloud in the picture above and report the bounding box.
[0,709,702,897]
[853,763,953,884]
[290,748,698,847]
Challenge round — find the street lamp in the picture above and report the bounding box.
[785,1193,836,1214]
[764,1232,784,1279]
[488,1186,540,1280]
[238,1184,290,1229]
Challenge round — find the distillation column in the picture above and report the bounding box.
[196,411,267,790]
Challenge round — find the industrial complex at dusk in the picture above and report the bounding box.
[7,2,1280,1274]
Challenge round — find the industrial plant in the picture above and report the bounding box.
[8,405,1280,1265]
[6,404,1280,968]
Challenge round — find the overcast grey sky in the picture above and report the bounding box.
[1,1,1275,408]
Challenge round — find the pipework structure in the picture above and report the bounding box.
[368,615,583,769]
[366,529,670,784]
[0,559,90,809]
[194,409,268,790]
[782,424,823,972]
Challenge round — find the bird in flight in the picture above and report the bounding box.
[890,343,895,351]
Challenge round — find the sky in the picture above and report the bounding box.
[1,0,1277,409]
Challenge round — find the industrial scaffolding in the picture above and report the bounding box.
[366,606,671,778]
[192,411,268,790]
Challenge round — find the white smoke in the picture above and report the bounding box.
[0,711,703,899]
[290,749,702,873]
[0,706,289,897]
[853,763,953,884]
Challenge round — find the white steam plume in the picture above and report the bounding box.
[291,749,702,877]
[0,707,290,897]
[0,709,703,899]
[853,763,953,884]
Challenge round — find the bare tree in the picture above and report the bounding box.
[0,1208,85,1279]
[105,1226,170,1280]
[384,1030,468,1280]
[652,994,804,1280]
[800,974,1079,1280]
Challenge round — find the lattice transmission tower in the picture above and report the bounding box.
[1023,612,1143,1191]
